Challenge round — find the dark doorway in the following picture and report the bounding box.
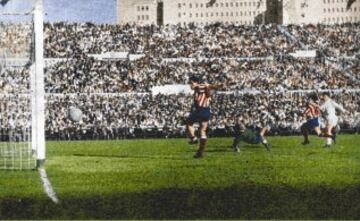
[157,1,163,26]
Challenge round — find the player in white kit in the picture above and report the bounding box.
[320,93,346,147]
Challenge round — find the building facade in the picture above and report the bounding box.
[117,0,360,25]
[117,0,266,26]
[283,0,360,24]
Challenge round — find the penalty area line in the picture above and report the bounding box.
[38,168,59,204]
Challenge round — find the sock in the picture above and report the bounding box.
[233,136,241,148]
[197,137,207,155]
[262,139,267,144]
[326,138,332,145]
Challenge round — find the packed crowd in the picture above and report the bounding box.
[0,21,359,139]
[44,56,359,93]
[287,23,360,58]
[1,92,359,140]
[44,22,298,58]
[44,92,360,139]
[1,22,358,59]
[0,22,32,58]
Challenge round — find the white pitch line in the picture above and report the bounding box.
[38,168,59,204]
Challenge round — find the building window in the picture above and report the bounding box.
[146,15,149,20]
[230,12,233,16]
[236,2,239,7]
[221,12,224,16]
[221,3,224,7]
[201,13,203,17]
[225,2,228,7]
[215,3,219,7]
[226,12,229,16]
[216,12,219,16]
[190,13,192,17]
[178,3,181,8]
[196,13,198,17]
[141,15,144,20]
[230,2,233,7]
[211,12,213,16]
[206,12,208,17]
[236,12,238,16]
[196,3,198,7]
[341,7,344,12]
[240,11,243,16]
[178,12,181,18]
[137,15,140,20]
[240,2,243,6]
[323,0,326,3]
[244,2,247,6]
[189,3,192,8]
[137,6,140,11]
[200,3,203,7]
[141,6,144,11]
[146,6,149,11]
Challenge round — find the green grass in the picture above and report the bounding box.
[1,135,360,219]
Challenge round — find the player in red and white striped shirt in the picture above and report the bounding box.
[186,76,224,158]
[301,94,322,145]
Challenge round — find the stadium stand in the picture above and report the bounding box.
[0,22,359,139]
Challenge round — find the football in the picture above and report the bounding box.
[68,106,83,122]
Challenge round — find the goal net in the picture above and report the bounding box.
[0,3,36,170]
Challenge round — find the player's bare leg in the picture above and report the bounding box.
[323,125,334,147]
[314,127,322,137]
[186,123,198,144]
[194,121,208,158]
[259,127,270,151]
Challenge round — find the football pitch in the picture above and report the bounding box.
[1,135,360,219]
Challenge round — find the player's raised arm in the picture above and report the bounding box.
[208,82,225,90]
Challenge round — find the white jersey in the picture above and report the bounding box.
[320,99,345,126]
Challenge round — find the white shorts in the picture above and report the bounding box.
[326,115,338,127]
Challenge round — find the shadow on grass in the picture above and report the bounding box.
[1,184,360,219]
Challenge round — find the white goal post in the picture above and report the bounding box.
[33,0,46,168]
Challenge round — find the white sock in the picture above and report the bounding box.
[263,139,268,144]
[326,138,332,145]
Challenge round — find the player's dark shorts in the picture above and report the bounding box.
[306,117,320,128]
[187,107,211,124]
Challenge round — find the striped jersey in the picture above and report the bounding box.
[193,84,211,108]
[304,103,321,119]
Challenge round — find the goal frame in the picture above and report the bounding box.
[32,0,46,168]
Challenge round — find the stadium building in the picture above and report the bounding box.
[117,0,360,25]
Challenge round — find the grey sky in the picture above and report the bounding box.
[0,0,117,24]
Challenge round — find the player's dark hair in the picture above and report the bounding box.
[189,75,200,83]
[308,93,319,102]
[323,92,330,97]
